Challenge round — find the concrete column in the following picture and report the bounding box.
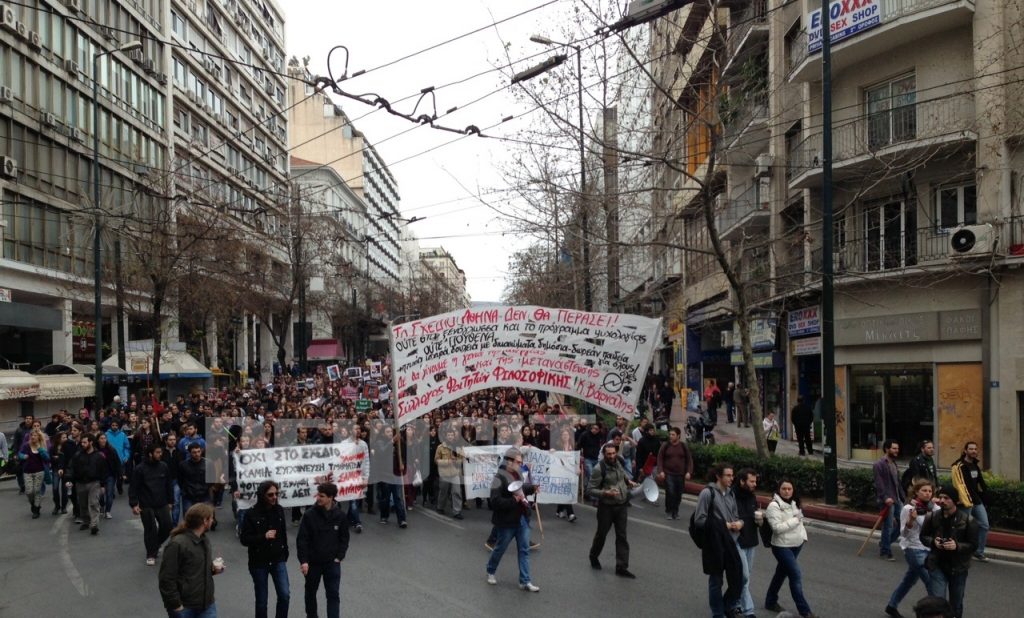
[52,299,73,365]
[206,318,218,369]
[259,320,275,383]
[284,317,295,368]
[237,313,249,373]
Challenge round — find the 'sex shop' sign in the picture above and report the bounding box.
[808,0,882,53]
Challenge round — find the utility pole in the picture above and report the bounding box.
[820,0,838,505]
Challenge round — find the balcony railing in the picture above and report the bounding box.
[789,92,975,183]
[716,182,765,235]
[722,90,769,145]
[728,0,768,59]
[776,249,807,291]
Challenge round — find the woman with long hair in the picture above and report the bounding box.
[51,431,70,515]
[132,417,161,467]
[885,480,941,617]
[764,479,817,618]
[18,429,51,518]
[160,502,221,617]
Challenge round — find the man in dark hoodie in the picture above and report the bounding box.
[240,480,290,618]
[920,485,979,618]
[733,469,761,618]
[485,447,539,591]
[129,443,174,565]
[297,482,349,618]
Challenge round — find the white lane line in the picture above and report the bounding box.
[576,503,687,535]
[418,508,465,530]
[51,515,90,597]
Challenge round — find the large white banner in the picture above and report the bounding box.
[462,445,580,505]
[234,442,368,509]
[390,306,662,425]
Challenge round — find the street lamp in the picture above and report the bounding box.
[92,39,142,410]
[517,35,592,311]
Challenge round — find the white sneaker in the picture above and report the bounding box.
[105,512,113,519]
[519,582,540,592]
[486,573,497,585]
[145,558,156,566]
[556,511,566,519]
[568,514,577,522]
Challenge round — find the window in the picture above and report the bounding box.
[863,200,917,271]
[935,184,977,230]
[172,11,187,40]
[866,74,916,149]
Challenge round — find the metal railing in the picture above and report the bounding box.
[776,249,807,291]
[723,90,769,144]
[788,92,975,181]
[716,182,765,234]
[728,0,769,58]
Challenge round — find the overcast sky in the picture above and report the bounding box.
[280,0,589,303]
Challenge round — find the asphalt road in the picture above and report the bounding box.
[0,482,1020,617]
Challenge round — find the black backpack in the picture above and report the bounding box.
[759,506,774,548]
[689,486,716,549]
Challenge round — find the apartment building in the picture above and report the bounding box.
[418,246,469,312]
[0,0,292,414]
[635,0,1024,477]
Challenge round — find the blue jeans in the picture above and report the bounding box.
[879,500,903,556]
[304,561,341,618]
[486,515,532,585]
[928,568,968,618]
[167,602,216,618]
[961,504,990,556]
[583,458,598,493]
[766,544,812,617]
[103,476,116,513]
[171,482,181,525]
[347,500,362,526]
[250,561,290,618]
[738,545,756,615]
[664,474,685,517]
[376,482,406,523]
[888,547,931,609]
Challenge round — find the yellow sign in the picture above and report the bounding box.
[131,358,149,373]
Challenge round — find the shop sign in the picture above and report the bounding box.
[788,307,820,337]
[667,319,684,341]
[131,358,149,373]
[837,309,981,346]
[0,287,10,302]
[808,0,883,53]
[791,336,822,356]
[730,351,782,368]
[72,320,96,363]
[732,317,778,350]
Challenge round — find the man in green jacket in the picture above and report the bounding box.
[587,443,638,578]
[158,502,224,617]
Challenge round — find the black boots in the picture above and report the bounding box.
[31,505,41,519]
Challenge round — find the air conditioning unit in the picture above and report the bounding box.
[755,153,774,177]
[15,20,25,38]
[128,48,144,63]
[262,47,270,60]
[27,30,41,49]
[949,224,997,258]
[64,59,79,75]
[0,155,16,179]
[0,5,15,31]
[143,59,155,74]
[0,86,12,103]
[187,90,197,102]
[63,0,80,14]
[263,151,273,163]
[70,128,83,142]
[100,26,117,42]
[43,112,58,127]
[203,103,211,114]
[157,73,168,86]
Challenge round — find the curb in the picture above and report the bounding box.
[681,480,1024,559]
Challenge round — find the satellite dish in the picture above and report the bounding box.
[951,228,977,253]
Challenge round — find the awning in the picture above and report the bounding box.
[0,370,40,400]
[104,349,212,379]
[306,339,343,361]
[34,374,95,400]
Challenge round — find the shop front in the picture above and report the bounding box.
[834,309,983,465]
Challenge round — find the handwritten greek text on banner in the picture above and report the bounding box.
[234,442,368,509]
[462,445,580,505]
[391,306,662,425]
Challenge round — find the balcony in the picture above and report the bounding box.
[788,0,975,83]
[740,260,772,304]
[776,248,807,292]
[721,90,769,151]
[788,92,975,189]
[722,0,769,79]
[717,182,770,241]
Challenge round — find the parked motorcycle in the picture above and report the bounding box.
[685,411,716,445]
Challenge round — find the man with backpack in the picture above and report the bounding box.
[587,443,637,578]
[692,463,745,618]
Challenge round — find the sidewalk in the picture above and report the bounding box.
[670,399,1024,556]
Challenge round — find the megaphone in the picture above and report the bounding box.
[507,480,524,493]
[630,477,659,503]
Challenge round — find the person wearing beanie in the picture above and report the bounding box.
[919,485,978,618]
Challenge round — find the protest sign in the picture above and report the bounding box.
[326,364,341,381]
[234,442,368,509]
[390,306,661,425]
[462,445,579,505]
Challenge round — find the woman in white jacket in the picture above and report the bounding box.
[764,479,817,618]
[884,480,940,617]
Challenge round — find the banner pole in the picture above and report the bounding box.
[388,319,408,513]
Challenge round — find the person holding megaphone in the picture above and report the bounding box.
[485,448,540,592]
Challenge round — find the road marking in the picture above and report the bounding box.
[51,515,90,597]
[576,503,687,535]
[419,508,465,530]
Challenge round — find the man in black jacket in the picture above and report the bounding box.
[67,433,106,534]
[920,485,979,618]
[297,482,349,618]
[241,480,290,618]
[179,443,214,527]
[791,396,814,456]
[903,439,939,491]
[734,469,761,618]
[485,448,539,591]
[129,443,174,565]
